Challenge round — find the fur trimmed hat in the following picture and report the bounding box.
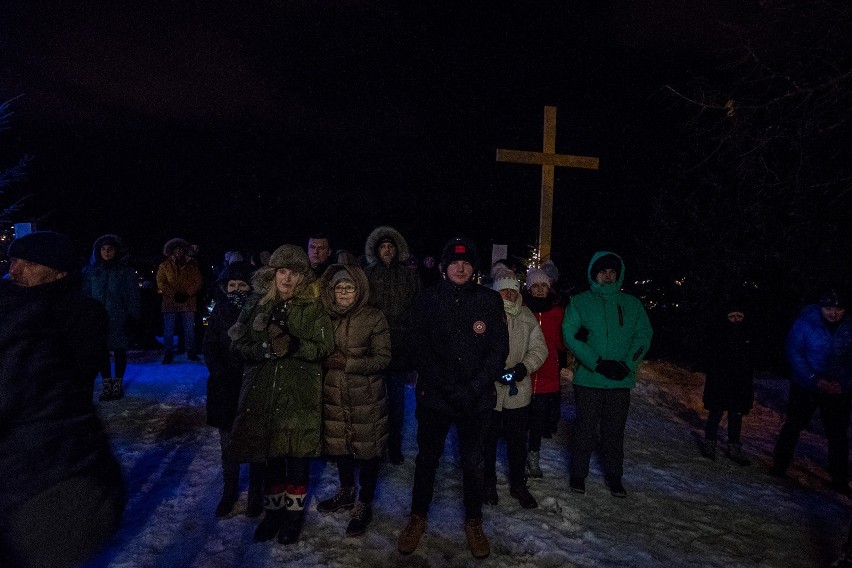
[8,231,76,273]
[440,237,479,273]
[268,244,310,274]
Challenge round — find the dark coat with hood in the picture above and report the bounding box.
[562,251,653,389]
[363,225,421,371]
[702,310,756,413]
[410,277,509,416]
[227,246,334,462]
[81,234,140,351]
[0,277,123,552]
[203,262,254,430]
[320,264,392,459]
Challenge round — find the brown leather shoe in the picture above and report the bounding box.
[397,513,427,555]
[464,517,490,559]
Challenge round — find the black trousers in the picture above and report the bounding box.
[773,383,851,483]
[484,406,529,488]
[705,409,743,444]
[335,455,381,503]
[570,385,631,481]
[100,349,128,379]
[410,406,490,520]
[528,392,560,452]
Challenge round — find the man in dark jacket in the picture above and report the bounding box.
[0,231,124,567]
[363,225,421,464]
[397,237,508,560]
[771,289,852,493]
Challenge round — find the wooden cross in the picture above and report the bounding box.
[496,106,599,261]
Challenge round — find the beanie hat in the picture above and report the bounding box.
[819,289,847,309]
[525,268,551,289]
[493,276,520,293]
[441,237,478,273]
[217,261,254,286]
[8,231,76,273]
[268,244,310,274]
[591,253,621,278]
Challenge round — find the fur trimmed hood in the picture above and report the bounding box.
[162,237,192,257]
[90,233,129,265]
[364,225,410,265]
[320,263,370,316]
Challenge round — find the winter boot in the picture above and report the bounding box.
[277,484,307,545]
[246,463,265,518]
[509,484,538,509]
[161,351,174,364]
[215,473,239,518]
[463,517,490,559]
[345,501,373,537]
[316,486,355,513]
[701,439,717,460]
[569,476,586,494]
[483,478,498,506]
[254,486,288,542]
[112,377,125,400]
[526,451,543,479]
[397,513,427,555]
[605,477,627,498]
[99,378,115,402]
[725,442,751,466]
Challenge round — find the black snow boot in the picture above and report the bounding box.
[701,439,717,460]
[98,378,115,402]
[345,502,373,537]
[112,377,125,400]
[246,464,265,518]
[215,473,239,518]
[254,508,286,542]
[316,486,355,513]
[725,442,751,466]
[277,510,305,545]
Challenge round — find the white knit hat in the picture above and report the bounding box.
[525,268,551,289]
[493,276,520,293]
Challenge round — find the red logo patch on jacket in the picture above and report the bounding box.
[473,320,486,334]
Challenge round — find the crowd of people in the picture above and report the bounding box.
[1,227,850,565]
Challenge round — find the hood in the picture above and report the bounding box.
[216,261,255,288]
[251,263,318,302]
[90,233,128,265]
[364,225,410,265]
[162,237,192,256]
[587,250,625,294]
[320,263,371,316]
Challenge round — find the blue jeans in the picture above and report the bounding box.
[162,311,195,355]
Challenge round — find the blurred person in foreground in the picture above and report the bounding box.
[1,231,124,567]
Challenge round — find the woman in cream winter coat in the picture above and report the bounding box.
[315,264,391,537]
[483,273,548,509]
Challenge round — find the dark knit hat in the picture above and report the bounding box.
[441,237,479,273]
[591,253,621,278]
[217,261,254,286]
[7,231,76,273]
[819,289,847,309]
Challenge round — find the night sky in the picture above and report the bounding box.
[1,1,754,274]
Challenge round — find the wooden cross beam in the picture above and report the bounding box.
[496,106,599,261]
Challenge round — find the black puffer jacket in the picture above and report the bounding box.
[410,279,509,416]
[0,278,123,529]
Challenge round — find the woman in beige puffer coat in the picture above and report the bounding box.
[316,263,391,537]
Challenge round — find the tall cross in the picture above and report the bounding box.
[496,106,599,261]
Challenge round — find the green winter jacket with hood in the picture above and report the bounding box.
[562,251,653,389]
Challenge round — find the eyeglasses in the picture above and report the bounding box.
[334,284,356,294]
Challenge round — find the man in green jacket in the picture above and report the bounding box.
[562,251,652,498]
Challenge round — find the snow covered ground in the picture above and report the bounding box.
[80,354,850,568]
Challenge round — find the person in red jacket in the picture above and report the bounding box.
[522,267,566,478]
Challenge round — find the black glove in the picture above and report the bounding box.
[174,292,190,304]
[497,363,527,385]
[596,359,630,380]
